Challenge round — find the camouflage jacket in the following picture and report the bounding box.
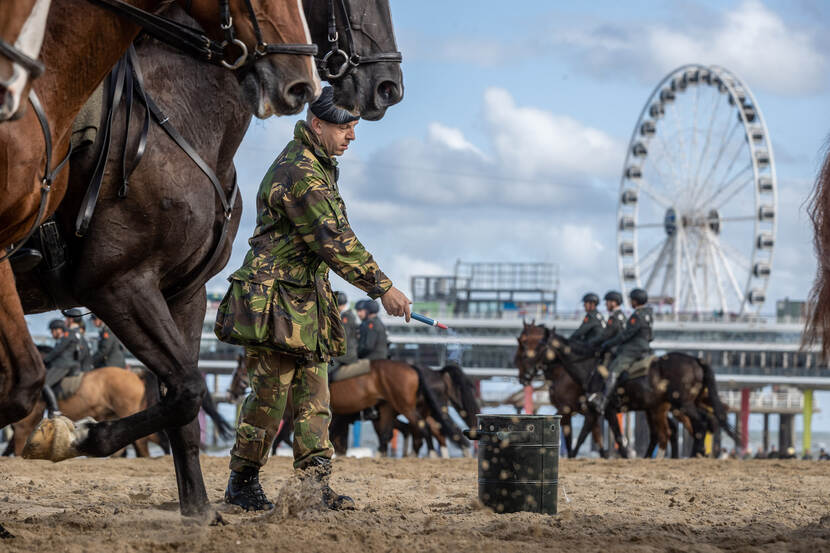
[215,121,392,360]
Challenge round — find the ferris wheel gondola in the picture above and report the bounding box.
[616,64,777,317]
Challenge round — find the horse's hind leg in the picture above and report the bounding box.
[0,266,46,427]
[572,413,594,458]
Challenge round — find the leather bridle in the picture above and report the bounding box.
[317,0,402,80]
[87,0,318,69]
[0,39,45,79]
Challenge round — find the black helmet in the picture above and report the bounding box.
[366,300,379,314]
[355,300,369,311]
[336,291,348,306]
[604,291,623,304]
[48,319,66,331]
[629,288,648,305]
[581,292,599,304]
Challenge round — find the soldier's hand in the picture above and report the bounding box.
[381,286,411,321]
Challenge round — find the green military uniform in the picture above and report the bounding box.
[217,121,392,472]
[92,325,126,368]
[331,308,359,370]
[604,306,654,378]
[570,309,605,344]
[358,316,387,360]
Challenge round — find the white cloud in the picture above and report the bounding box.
[553,0,828,96]
[427,122,486,159]
[483,87,621,180]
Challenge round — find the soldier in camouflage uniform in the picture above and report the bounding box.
[329,292,358,378]
[570,292,605,344]
[215,87,411,512]
[596,288,654,413]
[91,314,127,368]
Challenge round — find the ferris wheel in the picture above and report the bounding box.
[616,64,777,316]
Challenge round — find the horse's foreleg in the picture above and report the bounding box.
[604,408,631,458]
[560,413,573,457]
[0,266,45,427]
[56,284,209,517]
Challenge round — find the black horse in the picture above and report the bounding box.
[12,0,403,519]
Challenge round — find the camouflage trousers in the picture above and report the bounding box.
[229,348,333,472]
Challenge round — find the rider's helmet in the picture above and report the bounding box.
[582,292,599,304]
[48,319,66,331]
[604,291,623,304]
[629,288,648,305]
[355,300,369,311]
[366,300,380,314]
[336,291,348,306]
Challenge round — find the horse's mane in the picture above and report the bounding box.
[805,143,830,360]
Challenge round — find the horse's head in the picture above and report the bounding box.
[304,0,403,120]
[188,0,320,117]
[515,321,549,385]
[0,0,50,122]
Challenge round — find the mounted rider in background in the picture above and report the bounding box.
[329,292,358,379]
[596,288,654,413]
[587,290,626,409]
[358,300,388,360]
[570,292,605,344]
[42,319,82,396]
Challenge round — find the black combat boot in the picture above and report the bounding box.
[224,467,274,511]
[299,457,356,511]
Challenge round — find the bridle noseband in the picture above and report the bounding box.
[87,0,318,70]
[317,0,402,80]
[0,39,45,80]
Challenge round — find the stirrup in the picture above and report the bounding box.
[9,247,43,273]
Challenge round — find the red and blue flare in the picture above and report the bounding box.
[411,312,448,330]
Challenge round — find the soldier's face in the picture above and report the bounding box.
[584,301,596,312]
[606,300,618,312]
[51,328,62,339]
[313,118,358,157]
[356,309,367,320]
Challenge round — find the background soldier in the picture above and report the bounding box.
[91,314,127,368]
[358,300,388,360]
[330,292,358,378]
[64,316,93,372]
[597,288,654,412]
[587,290,626,409]
[354,299,370,322]
[216,87,411,512]
[570,292,605,344]
[42,319,81,396]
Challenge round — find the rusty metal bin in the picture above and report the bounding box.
[464,414,561,514]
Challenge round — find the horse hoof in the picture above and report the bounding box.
[22,415,93,462]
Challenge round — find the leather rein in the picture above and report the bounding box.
[0,39,45,79]
[317,0,402,80]
[88,0,318,69]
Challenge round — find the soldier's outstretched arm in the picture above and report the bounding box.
[42,338,72,365]
[282,176,391,298]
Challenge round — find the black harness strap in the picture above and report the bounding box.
[1,91,73,263]
[0,39,45,78]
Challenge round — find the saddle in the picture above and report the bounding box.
[56,374,84,401]
[329,359,371,383]
[625,354,657,381]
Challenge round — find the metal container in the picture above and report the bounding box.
[464,414,561,514]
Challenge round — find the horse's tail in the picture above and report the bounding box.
[137,368,171,454]
[201,392,235,441]
[440,364,480,427]
[806,147,830,361]
[414,365,469,449]
[699,359,739,444]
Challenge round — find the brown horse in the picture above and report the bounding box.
[368,364,480,458]
[806,147,830,359]
[0,0,50,121]
[1,2,321,522]
[0,0,317,434]
[328,360,468,456]
[9,366,164,457]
